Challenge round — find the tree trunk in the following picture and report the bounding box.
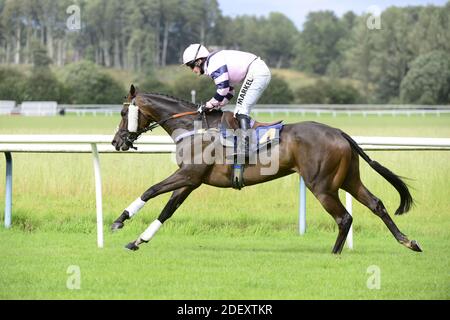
[137,51,142,71]
[102,41,111,67]
[276,56,283,69]
[24,29,30,64]
[121,37,127,70]
[56,39,63,66]
[200,20,205,44]
[63,39,68,65]
[114,38,121,68]
[5,41,10,64]
[47,23,54,60]
[41,26,45,45]
[161,20,170,67]
[95,47,101,65]
[14,26,21,64]
[155,18,161,66]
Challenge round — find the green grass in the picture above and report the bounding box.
[0,114,449,299]
[0,230,448,299]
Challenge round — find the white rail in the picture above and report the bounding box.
[1,135,450,249]
[0,135,174,248]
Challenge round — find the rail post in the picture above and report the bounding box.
[91,144,103,248]
[299,176,306,235]
[4,152,12,228]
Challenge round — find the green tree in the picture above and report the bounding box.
[0,66,26,101]
[343,14,377,100]
[400,50,450,104]
[258,75,294,104]
[370,7,418,102]
[293,11,345,74]
[261,13,299,68]
[30,40,52,67]
[136,75,171,94]
[295,80,362,104]
[22,68,61,101]
[60,60,125,104]
[170,72,214,103]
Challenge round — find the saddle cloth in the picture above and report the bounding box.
[218,111,282,152]
[173,111,284,152]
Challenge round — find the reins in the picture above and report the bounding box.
[122,105,200,150]
[139,110,199,134]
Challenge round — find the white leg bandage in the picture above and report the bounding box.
[140,220,163,242]
[125,197,146,218]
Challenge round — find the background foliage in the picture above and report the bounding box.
[0,0,449,104]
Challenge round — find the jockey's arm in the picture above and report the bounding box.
[206,64,233,109]
[219,86,234,106]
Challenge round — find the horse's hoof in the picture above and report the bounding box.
[111,221,124,232]
[410,240,422,252]
[125,242,139,251]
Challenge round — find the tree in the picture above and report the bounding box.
[170,72,214,103]
[22,67,61,101]
[258,75,294,104]
[293,11,345,74]
[400,50,450,104]
[370,7,420,102]
[30,40,52,67]
[295,80,362,104]
[60,60,125,104]
[0,66,26,101]
[343,14,377,100]
[136,75,171,95]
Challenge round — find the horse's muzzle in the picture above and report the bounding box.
[112,130,137,151]
[112,133,130,151]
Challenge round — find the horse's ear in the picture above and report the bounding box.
[130,84,136,98]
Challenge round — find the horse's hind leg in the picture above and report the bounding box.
[343,176,422,252]
[315,191,353,254]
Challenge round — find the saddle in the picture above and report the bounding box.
[221,111,283,130]
[219,111,283,151]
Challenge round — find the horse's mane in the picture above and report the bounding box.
[139,92,224,117]
[141,92,198,109]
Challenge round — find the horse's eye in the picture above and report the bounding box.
[121,110,126,117]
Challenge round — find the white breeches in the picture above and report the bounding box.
[234,58,271,116]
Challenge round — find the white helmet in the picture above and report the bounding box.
[182,44,210,65]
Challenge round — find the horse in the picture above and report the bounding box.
[111,84,422,254]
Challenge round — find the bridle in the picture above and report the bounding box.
[119,102,198,150]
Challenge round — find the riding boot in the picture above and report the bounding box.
[236,113,251,162]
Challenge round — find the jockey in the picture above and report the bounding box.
[182,43,271,160]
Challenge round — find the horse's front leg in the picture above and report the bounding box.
[125,186,195,251]
[111,166,203,231]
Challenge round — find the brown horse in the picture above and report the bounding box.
[111,85,422,254]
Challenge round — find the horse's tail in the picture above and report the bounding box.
[341,131,413,215]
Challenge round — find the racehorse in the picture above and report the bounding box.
[111,85,422,254]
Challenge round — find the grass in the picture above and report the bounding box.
[0,230,448,299]
[0,113,449,299]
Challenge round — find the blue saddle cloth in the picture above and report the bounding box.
[220,121,284,152]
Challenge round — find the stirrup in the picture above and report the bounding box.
[232,164,244,190]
